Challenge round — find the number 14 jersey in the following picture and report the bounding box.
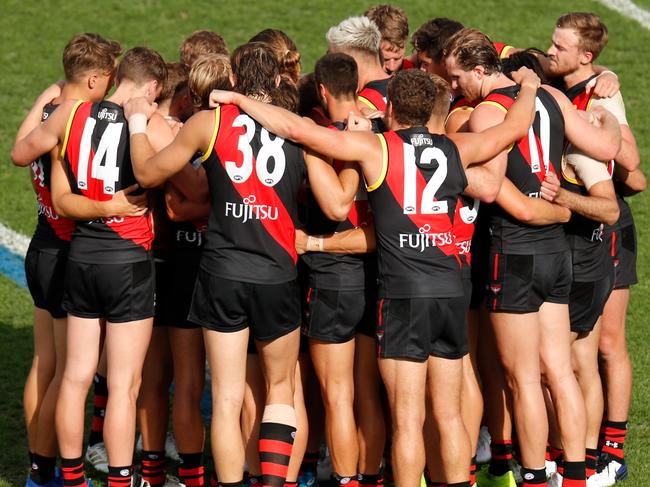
[368,128,467,299]
[62,100,153,263]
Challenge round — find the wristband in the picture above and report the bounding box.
[128,113,148,135]
[307,235,324,252]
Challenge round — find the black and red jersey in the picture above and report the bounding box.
[62,100,153,263]
[367,127,467,298]
[358,78,389,112]
[30,103,76,251]
[493,41,515,59]
[481,86,569,254]
[302,122,374,291]
[453,194,480,271]
[171,218,208,250]
[201,105,306,284]
[561,75,614,280]
[400,58,415,71]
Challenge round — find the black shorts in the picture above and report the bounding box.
[188,270,300,341]
[170,251,201,328]
[376,296,468,361]
[62,258,155,323]
[486,251,572,313]
[24,246,68,319]
[569,274,614,333]
[153,257,173,327]
[609,224,638,288]
[302,287,376,343]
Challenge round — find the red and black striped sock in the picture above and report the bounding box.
[61,457,85,487]
[178,452,205,487]
[209,472,219,487]
[598,417,607,451]
[521,467,546,486]
[217,480,245,487]
[448,482,470,487]
[470,455,477,485]
[259,422,296,487]
[585,448,599,478]
[107,465,132,487]
[247,475,262,486]
[488,440,513,477]
[601,420,627,461]
[141,451,166,487]
[332,473,359,487]
[299,451,319,475]
[285,482,297,487]
[88,373,108,446]
[561,461,585,487]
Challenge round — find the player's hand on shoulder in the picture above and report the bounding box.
[109,183,149,217]
[359,105,384,120]
[588,71,619,98]
[588,105,611,127]
[37,81,65,104]
[124,96,157,120]
[540,172,561,202]
[511,66,540,90]
[209,89,237,108]
[347,112,372,132]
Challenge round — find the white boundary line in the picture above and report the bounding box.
[0,221,29,257]
[596,0,650,30]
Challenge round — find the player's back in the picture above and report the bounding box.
[482,85,569,254]
[358,78,389,112]
[368,127,467,298]
[201,104,306,284]
[62,100,153,263]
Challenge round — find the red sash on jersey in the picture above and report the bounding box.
[358,87,387,111]
[214,106,298,263]
[382,131,457,257]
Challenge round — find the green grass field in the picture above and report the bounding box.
[1,1,649,486]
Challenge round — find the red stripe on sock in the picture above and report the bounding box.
[260,462,290,478]
[259,439,293,456]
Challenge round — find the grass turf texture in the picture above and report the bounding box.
[0,0,649,485]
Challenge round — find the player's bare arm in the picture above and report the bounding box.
[165,183,210,222]
[11,99,79,166]
[450,67,540,167]
[13,82,64,163]
[589,67,620,98]
[209,89,384,185]
[541,172,619,225]
[615,165,647,196]
[543,85,621,160]
[126,100,214,188]
[50,150,147,220]
[496,176,571,225]
[295,225,376,255]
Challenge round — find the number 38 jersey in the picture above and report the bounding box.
[481,86,569,254]
[201,105,306,284]
[62,100,153,263]
[368,128,467,299]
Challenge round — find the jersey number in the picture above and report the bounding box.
[528,99,551,174]
[225,114,286,187]
[77,118,123,194]
[403,144,449,215]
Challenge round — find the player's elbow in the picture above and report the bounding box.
[323,204,350,222]
[10,146,31,167]
[513,205,536,224]
[603,205,620,226]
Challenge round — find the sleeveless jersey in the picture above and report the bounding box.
[493,41,515,59]
[201,105,306,284]
[481,86,569,254]
[562,75,613,280]
[367,127,467,298]
[302,122,374,290]
[400,58,415,71]
[62,100,153,263]
[30,103,76,251]
[358,78,389,112]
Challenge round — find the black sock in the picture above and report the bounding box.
[30,454,57,485]
[563,461,586,480]
[178,452,205,487]
[141,450,166,487]
[488,440,513,476]
[448,482,471,487]
[358,473,382,485]
[521,467,546,485]
[217,481,245,487]
[108,465,132,487]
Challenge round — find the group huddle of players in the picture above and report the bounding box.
[10,4,644,487]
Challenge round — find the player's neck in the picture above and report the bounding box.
[481,72,515,98]
[563,64,595,90]
[328,98,361,123]
[108,81,139,106]
[427,119,445,135]
[359,64,390,88]
[59,83,95,103]
[156,100,172,118]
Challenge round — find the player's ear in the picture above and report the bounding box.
[275,74,281,88]
[318,83,327,101]
[473,65,485,80]
[228,73,235,88]
[88,73,97,90]
[579,49,594,65]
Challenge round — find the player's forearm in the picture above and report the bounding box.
[169,165,209,203]
[615,166,646,195]
[464,162,504,203]
[555,188,619,225]
[576,113,621,163]
[307,226,376,254]
[129,133,164,188]
[496,178,570,225]
[233,92,308,143]
[53,193,114,220]
[614,131,640,172]
[307,159,357,222]
[501,82,538,141]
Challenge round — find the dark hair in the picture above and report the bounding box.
[63,32,122,82]
[180,30,228,67]
[443,28,501,75]
[501,49,549,85]
[297,73,320,117]
[314,53,358,100]
[273,76,300,112]
[388,69,448,126]
[116,47,167,87]
[249,29,301,84]
[231,42,280,98]
[156,62,188,103]
[411,18,464,62]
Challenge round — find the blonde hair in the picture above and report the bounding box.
[556,12,608,60]
[188,54,232,109]
[326,16,382,57]
[365,4,409,50]
[249,29,301,84]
